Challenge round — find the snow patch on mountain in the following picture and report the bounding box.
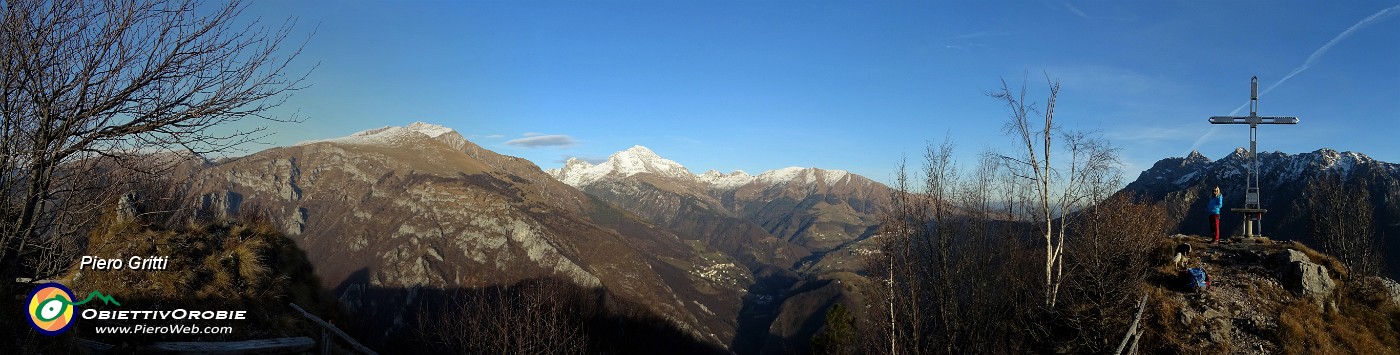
[822,169,851,186]
[758,167,807,185]
[1173,171,1199,186]
[297,121,460,146]
[699,170,755,190]
[405,122,455,138]
[756,167,851,186]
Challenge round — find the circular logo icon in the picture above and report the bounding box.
[26,283,76,336]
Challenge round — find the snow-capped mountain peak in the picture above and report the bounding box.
[548,145,696,186]
[1185,150,1211,164]
[605,145,694,179]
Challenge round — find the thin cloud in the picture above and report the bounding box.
[1258,4,1400,103]
[1189,4,1400,154]
[506,134,577,148]
[1061,2,1136,21]
[484,134,504,139]
[1064,3,1091,19]
[946,31,1012,51]
[950,30,1015,40]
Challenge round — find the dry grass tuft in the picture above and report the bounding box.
[1288,241,1350,281]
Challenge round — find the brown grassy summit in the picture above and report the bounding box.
[1144,235,1400,354]
[52,211,343,349]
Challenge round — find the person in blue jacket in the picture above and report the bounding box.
[1207,186,1223,243]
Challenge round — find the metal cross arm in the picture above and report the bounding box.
[1208,116,1300,125]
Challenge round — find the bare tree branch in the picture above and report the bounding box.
[0,0,310,282]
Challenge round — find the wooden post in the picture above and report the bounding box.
[1115,294,1149,355]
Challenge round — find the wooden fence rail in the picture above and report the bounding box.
[289,303,378,355]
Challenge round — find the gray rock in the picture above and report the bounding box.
[196,190,242,221]
[1274,249,1309,265]
[114,192,140,224]
[1372,277,1400,307]
[283,207,307,236]
[1282,260,1335,300]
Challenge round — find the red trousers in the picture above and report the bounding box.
[1209,214,1220,242]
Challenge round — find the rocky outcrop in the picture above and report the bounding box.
[1274,249,1309,265]
[1283,260,1336,300]
[1274,249,1336,300]
[1374,277,1400,307]
[196,190,242,221]
[114,192,141,224]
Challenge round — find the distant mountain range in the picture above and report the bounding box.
[546,145,891,353]
[1120,148,1400,277]
[547,145,888,265]
[183,122,892,352]
[191,123,753,347]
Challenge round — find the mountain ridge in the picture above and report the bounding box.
[547,145,858,190]
[1120,147,1400,279]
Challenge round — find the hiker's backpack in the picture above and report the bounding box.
[1187,267,1210,290]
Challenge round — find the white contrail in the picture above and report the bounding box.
[1186,4,1400,154]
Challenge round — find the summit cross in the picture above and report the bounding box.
[1207,76,1300,238]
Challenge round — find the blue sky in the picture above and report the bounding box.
[228,1,1400,185]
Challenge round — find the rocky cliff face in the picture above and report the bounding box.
[188,123,746,346]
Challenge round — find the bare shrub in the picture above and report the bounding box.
[1305,173,1382,280]
[1061,194,1167,352]
[419,279,589,355]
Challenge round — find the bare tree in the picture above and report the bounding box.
[987,75,1119,308]
[869,139,1029,354]
[921,137,964,353]
[0,0,307,281]
[419,279,589,355]
[1305,173,1381,279]
[878,155,923,355]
